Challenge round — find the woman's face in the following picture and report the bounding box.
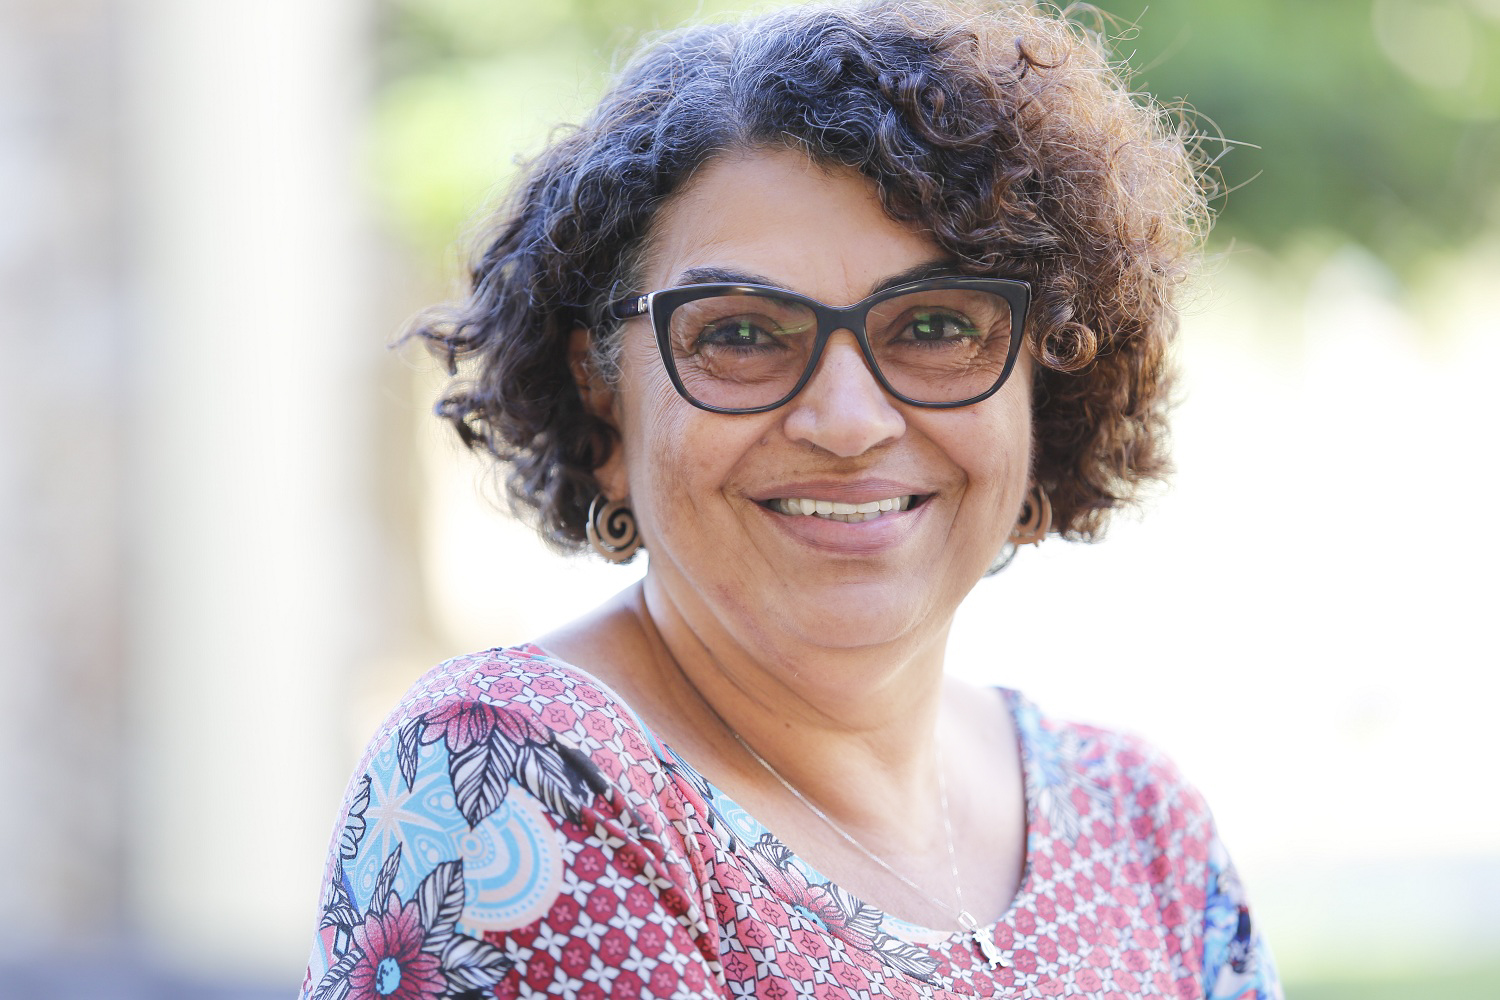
[596,147,1033,659]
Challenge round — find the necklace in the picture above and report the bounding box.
[729,731,1009,970]
[630,604,1009,972]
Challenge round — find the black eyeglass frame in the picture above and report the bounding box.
[606,276,1032,415]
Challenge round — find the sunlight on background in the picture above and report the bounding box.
[383,3,1500,992]
[1,0,1496,997]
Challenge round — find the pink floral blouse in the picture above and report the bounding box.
[301,645,1280,999]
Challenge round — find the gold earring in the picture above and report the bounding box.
[586,495,642,563]
[1009,485,1051,547]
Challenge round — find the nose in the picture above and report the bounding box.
[781,330,905,457]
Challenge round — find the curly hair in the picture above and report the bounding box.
[411,0,1210,553]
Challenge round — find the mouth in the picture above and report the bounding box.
[764,495,923,523]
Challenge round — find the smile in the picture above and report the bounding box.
[769,496,917,522]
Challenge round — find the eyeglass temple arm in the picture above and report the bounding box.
[605,295,649,321]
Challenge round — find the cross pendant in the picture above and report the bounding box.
[959,911,1010,969]
[971,928,1010,969]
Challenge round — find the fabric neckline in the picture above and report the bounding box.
[520,642,1039,947]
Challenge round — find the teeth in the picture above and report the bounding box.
[773,495,916,520]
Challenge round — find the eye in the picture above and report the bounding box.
[695,315,786,350]
[902,309,982,343]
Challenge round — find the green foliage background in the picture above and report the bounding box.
[371,0,1500,275]
[372,0,754,255]
[1089,0,1500,268]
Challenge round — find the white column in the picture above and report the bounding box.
[122,0,384,979]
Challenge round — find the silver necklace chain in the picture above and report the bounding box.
[729,730,1009,970]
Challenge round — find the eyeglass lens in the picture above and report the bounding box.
[665,287,1015,409]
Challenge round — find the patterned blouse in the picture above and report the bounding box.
[301,645,1281,999]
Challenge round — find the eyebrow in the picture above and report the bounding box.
[673,259,962,300]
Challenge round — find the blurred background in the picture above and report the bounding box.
[1,0,1496,997]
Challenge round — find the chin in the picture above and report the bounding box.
[761,580,946,655]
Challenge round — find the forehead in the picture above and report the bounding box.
[640,147,946,304]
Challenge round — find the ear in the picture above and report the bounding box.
[568,327,614,420]
[568,327,628,499]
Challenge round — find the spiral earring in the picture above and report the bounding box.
[586,495,642,563]
[1009,484,1052,547]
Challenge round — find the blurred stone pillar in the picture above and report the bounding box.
[122,0,382,981]
[0,0,128,952]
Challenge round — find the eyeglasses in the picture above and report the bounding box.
[607,276,1031,414]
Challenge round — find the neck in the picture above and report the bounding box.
[535,577,1024,936]
[630,575,951,832]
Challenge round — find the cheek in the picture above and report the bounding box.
[1001,369,1036,478]
[614,349,718,520]
[636,398,696,500]
[960,386,1034,485]
[950,391,1034,546]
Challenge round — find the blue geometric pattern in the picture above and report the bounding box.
[346,733,563,933]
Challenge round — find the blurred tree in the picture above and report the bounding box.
[1091,0,1500,267]
[372,0,1500,271]
[371,0,748,253]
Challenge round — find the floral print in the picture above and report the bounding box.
[347,893,444,1000]
[311,846,512,1000]
[302,645,1282,998]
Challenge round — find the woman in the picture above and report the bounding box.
[302,2,1279,998]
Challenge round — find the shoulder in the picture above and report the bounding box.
[380,643,634,735]
[1005,692,1284,998]
[324,646,653,862]
[303,646,719,1000]
[347,644,682,824]
[1008,690,1219,934]
[355,644,661,776]
[1011,690,1212,832]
